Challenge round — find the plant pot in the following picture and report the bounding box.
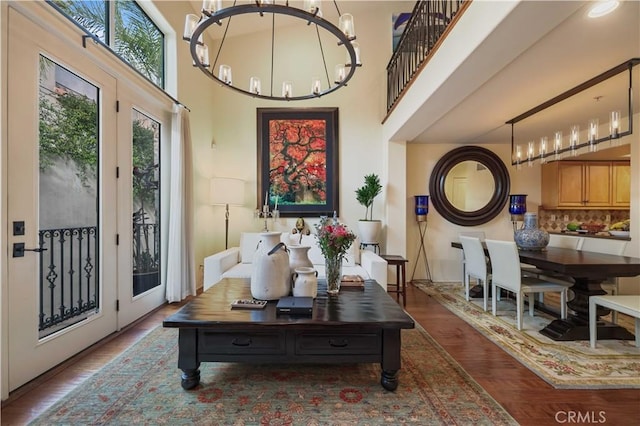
[357,220,381,244]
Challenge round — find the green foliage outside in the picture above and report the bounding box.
[51,0,163,86]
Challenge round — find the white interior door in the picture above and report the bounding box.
[6,7,118,391]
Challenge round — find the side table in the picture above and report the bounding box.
[380,254,408,307]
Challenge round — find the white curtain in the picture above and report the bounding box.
[165,104,196,302]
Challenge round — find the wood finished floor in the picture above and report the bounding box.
[2,284,639,425]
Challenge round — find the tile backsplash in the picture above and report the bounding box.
[538,209,630,231]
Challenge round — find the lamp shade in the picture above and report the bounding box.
[509,194,527,215]
[210,177,245,206]
[414,195,429,222]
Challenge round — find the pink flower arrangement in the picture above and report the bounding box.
[314,217,356,260]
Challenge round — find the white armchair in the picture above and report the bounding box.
[204,232,388,291]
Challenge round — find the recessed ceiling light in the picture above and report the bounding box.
[588,0,620,18]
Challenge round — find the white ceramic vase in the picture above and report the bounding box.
[288,245,313,283]
[250,232,290,300]
[292,266,318,298]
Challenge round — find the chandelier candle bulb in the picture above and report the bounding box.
[311,78,321,95]
[570,124,579,155]
[335,65,346,83]
[218,65,232,85]
[539,136,547,163]
[339,13,355,39]
[282,81,293,98]
[554,131,562,158]
[183,14,199,40]
[610,110,620,138]
[249,77,261,95]
[201,0,222,16]
[195,44,210,67]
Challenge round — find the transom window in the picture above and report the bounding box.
[50,0,165,88]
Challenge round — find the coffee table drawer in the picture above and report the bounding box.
[296,332,381,355]
[198,331,286,355]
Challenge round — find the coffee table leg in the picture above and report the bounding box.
[177,329,201,390]
[181,368,201,390]
[381,329,402,391]
[381,370,399,391]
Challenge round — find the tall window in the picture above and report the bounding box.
[50,0,164,87]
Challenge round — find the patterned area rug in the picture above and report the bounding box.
[414,282,640,389]
[29,324,516,425]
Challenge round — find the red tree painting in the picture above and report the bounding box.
[269,119,327,205]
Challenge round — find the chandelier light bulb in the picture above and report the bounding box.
[183,14,199,41]
[201,0,222,16]
[554,131,562,159]
[303,0,322,15]
[195,44,210,67]
[282,81,293,98]
[569,124,579,156]
[610,110,620,138]
[515,145,522,170]
[334,64,346,83]
[588,118,599,151]
[311,78,322,95]
[346,42,361,66]
[339,13,356,39]
[219,65,232,85]
[527,141,534,167]
[539,137,547,164]
[249,77,261,95]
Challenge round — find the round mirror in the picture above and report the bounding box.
[429,146,510,226]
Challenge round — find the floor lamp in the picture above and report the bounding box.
[410,195,431,284]
[210,177,245,249]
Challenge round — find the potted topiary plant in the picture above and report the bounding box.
[355,173,383,244]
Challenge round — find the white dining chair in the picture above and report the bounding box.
[485,239,570,330]
[580,238,628,323]
[458,231,486,295]
[459,235,490,311]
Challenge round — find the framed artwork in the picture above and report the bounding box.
[257,107,339,218]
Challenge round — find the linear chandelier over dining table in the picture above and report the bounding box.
[508,58,639,168]
[183,0,362,101]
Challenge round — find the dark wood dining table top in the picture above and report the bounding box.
[451,242,640,280]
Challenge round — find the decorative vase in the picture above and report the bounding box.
[514,212,549,251]
[250,231,290,300]
[292,267,318,298]
[325,255,343,295]
[288,245,313,284]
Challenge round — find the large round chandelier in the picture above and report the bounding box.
[183,0,362,101]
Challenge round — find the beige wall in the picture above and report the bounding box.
[155,1,415,274]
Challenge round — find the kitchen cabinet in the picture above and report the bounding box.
[611,161,630,207]
[541,161,629,209]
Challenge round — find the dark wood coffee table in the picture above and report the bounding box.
[163,278,415,391]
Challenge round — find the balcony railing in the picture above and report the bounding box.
[386,0,467,115]
[38,226,99,337]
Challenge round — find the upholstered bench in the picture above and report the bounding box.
[589,295,640,348]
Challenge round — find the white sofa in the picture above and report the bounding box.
[204,232,388,291]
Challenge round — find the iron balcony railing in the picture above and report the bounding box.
[386,0,467,115]
[38,226,99,337]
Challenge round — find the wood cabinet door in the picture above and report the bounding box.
[611,161,631,207]
[584,162,612,206]
[557,162,585,206]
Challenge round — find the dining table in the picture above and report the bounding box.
[451,241,640,341]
